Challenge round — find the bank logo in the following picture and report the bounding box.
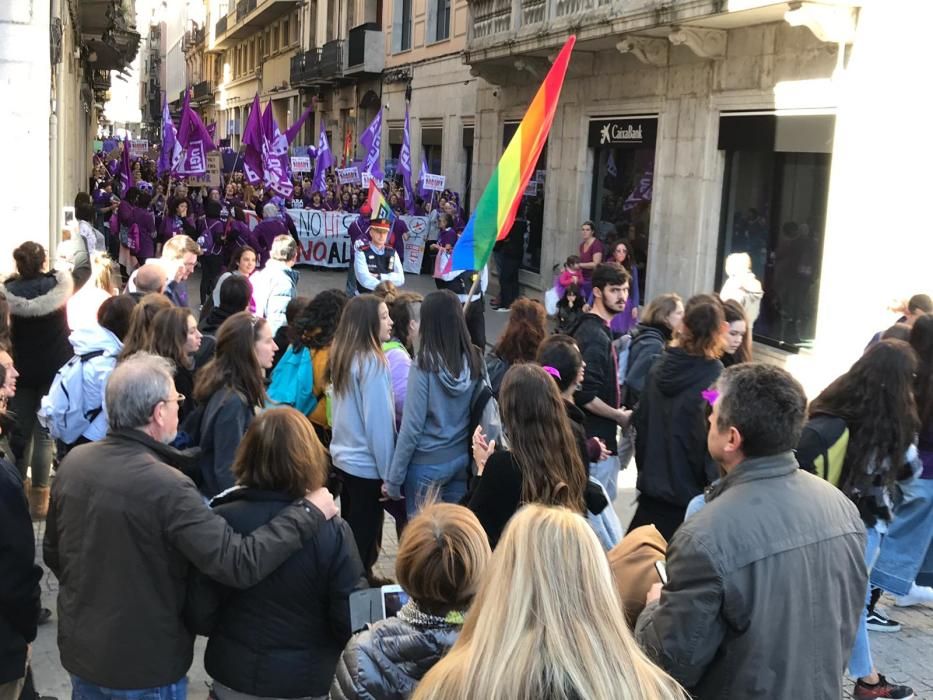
[600,123,644,145]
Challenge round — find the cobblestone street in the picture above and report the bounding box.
[30,468,933,699]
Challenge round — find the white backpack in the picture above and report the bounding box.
[38,350,109,446]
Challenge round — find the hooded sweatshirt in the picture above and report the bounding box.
[624,322,673,407]
[570,312,620,454]
[67,325,123,442]
[384,361,477,498]
[633,347,723,508]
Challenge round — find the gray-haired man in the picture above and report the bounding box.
[44,352,336,699]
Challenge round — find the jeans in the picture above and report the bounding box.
[849,525,882,679]
[586,477,623,550]
[71,675,188,700]
[9,383,54,487]
[403,453,470,518]
[590,454,621,503]
[870,476,933,597]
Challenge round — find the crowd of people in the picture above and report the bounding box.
[2,156,932,700]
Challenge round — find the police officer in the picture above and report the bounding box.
[354,218,405,294]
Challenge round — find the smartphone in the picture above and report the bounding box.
[655,560,668,585]
[381,585,410,619]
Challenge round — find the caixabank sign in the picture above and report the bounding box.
[588,117,658,148]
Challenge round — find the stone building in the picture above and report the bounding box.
[464,0,933,391]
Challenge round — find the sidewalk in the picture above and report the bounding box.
[29,468,933,699]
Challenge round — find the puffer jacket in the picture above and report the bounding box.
[330,604,460,700]
[0,270,75,388]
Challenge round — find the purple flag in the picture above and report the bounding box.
[175,89,217,177]
[311,118,333,195]
[242,93,263,185]
[417,150,430,199]
[118,137,134,193]
[157,96,181,179]
[260,102,293,197]
[284,100,315,146]
[622,169,653,212]
[399,102,414,214]
[359,109,383,181]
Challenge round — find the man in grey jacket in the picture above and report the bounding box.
[44,353,337,697]
[636,363,867,700]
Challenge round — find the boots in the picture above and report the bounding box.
[29,485,50,520]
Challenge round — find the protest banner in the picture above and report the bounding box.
[285,209,427,272]
[336,167,360,185]
[422,173,446,191]
[130,139,149,158]
[290,156,312,173]
[360,172,383,189]
[524,180,538,197]
[186,150,222,187]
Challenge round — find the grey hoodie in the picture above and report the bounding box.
[385,361,477,497]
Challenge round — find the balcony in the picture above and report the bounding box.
[183,25,205,52]
[465,0,860,67]
[290,49,321,85]
[193,80,214,103]
[213,0,299,50]
[345,23,384,76]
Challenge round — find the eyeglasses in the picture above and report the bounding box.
[161,393,185,405]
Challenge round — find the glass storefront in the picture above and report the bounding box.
[717,114,834,350]
[589,117,657,301]
[503,121,546,273]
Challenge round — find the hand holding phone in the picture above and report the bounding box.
[655,560,668,585]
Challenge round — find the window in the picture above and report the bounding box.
[249,39,255,68]
[273,23,280,52]
[283,19,290,48]
[264,29,270,57]
[504,121,545,273]
[462,126,474,218]
[393,0,412,52]
[717,114,834,350]
[589,117,658,303]
[428,0,450,42]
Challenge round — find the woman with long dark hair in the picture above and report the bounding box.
[467,364,587,548]
[485,298,547,396]
[329,295,396,581]
[799,339,918,699]
[628,294,726,539]
[606,239,640,335]
[194,312,277,498]
[381,290,423,427]
[721,299,752,367]
[385,291,481,516]
[146,307,202,421]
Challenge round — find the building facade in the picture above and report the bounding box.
[463,0,933,391]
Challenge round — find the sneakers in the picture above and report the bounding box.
[853,675,915,699]
[894,583,933,607]
[866,606,902,633]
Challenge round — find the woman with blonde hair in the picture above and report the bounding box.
[413,504,687,700]
[187,407,363,700]
[332,503,491,700]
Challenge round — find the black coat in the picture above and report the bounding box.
[634,348,723,508]
[570,313,620,453]
[0,458,42,684]
[623,322,672,407]
[330,615,459,700]
[186,488,364,698]
[0,270,74,389]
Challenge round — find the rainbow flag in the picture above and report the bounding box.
[451,35,575,272]
[366,179,396,223]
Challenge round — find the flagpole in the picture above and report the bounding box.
[462,274,481,314]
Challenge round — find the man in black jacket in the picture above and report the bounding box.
[636,364,867,700]
[0,427,41,700]
[44,352,338,697]
[571,262,631,501]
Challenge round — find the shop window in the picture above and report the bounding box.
[422,126,443,177]
[588,117,657,302]
[504,121,545,273]
[462,126,474,219]
[717,114,834,350]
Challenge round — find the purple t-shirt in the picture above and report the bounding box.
[579,238,604,282]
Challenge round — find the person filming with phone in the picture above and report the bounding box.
[635,363,869,700]
[332,503,491,700]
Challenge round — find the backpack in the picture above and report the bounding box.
[614,332,634,386]
[267,346,317,415]
[796,415,849,487]
[38,350,107,446]
[467,365,507,476]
